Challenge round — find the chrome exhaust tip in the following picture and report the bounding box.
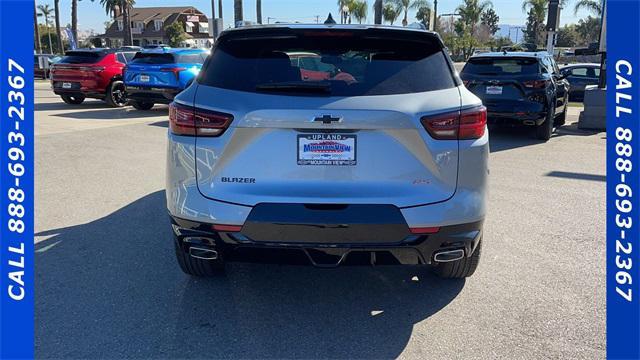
[433,249,465,263]
[523,120,536,126]
[189,247,218,260]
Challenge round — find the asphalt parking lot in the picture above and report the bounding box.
[34,81,606,359]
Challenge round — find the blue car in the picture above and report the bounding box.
[124,48,208,110]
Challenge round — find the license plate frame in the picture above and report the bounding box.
[297,134,357,166]
[62,82,72,89]
[140,75,150,82]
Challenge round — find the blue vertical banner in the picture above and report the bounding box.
[0,0,35,358]
[607,0,640,359]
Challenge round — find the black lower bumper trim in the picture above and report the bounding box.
[171,215,483,267]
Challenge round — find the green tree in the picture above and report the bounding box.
[392,0,430,26]
[556,24,578,47]
[573,0,602,16]
[99,0,135,46]
[351,0,368,24]
[166,21,187,47]
[415,5,431,29]
[522,1,545,47]
[481,7,499,35]
[39,31,65,53]
[456,0,492,37]
[37,4,54,54]
[575,15,601,45]
[382,2,401,25]
[494,36,514,50]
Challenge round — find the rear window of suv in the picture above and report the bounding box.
[198,29,456,96]
[462,58,540,75]
[59,51,105,64]
[131,52,207,64]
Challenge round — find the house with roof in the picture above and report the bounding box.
[98,6,213,48]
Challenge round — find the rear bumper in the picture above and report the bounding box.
[51,79,106,98]
[482,100,548,126]
[125,86,180,104]
[171,215,483,266]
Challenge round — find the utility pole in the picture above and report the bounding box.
[545,0,561,54]
[432,0,438,31]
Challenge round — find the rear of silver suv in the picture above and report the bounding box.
[166,25,488,278]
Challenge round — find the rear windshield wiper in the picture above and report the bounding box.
[255,82,332,94]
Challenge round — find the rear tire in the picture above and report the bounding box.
[131,101,154,110]
[60,94,85,105]
[554,103,567,127]
[105,80,128,107]
[535,103,555,141]
[174,239,225,277]
[434,240,482,279]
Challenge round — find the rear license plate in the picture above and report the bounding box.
[140,75,150,82]
[297,134,356,166]
[486,86,503,95]
[62,82,72,89]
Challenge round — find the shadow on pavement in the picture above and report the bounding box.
[35,191,464,359]
[35,101,109,112]
[489,121,604,153]
[50,107,167,120]
[148,120,169,128]
[545,171,606,182]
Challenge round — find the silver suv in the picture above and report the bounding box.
[166,24,488,278]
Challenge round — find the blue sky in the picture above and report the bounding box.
[48,0,594,34]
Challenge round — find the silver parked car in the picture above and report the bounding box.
[166,24,489,278]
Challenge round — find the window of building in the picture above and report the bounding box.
[199,22,209,33]
[154,20,163,31]
[117,20,123,31]
[185,21,194,32]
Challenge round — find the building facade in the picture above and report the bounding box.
[98,6,213,48]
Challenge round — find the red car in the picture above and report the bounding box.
[288,52,356,83]
[50,48,136,107]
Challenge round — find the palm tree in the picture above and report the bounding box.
[256,0,262,24]
[38,4,54,53]
[521,0,547,45]
[100,0,135,46]
[234,0,243,26]
[457,0,492,35]
[34,3,43,53]
[373,0,383,24]
[382,2,401,25]
[54,0,63,53]
[351,0,367,23]
[573,0,602,16]
[392,0,430,26]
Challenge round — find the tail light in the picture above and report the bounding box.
[523,80,547,89]
[421,106,487,140]
[161,67,187,80]
[169,102,233,137]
